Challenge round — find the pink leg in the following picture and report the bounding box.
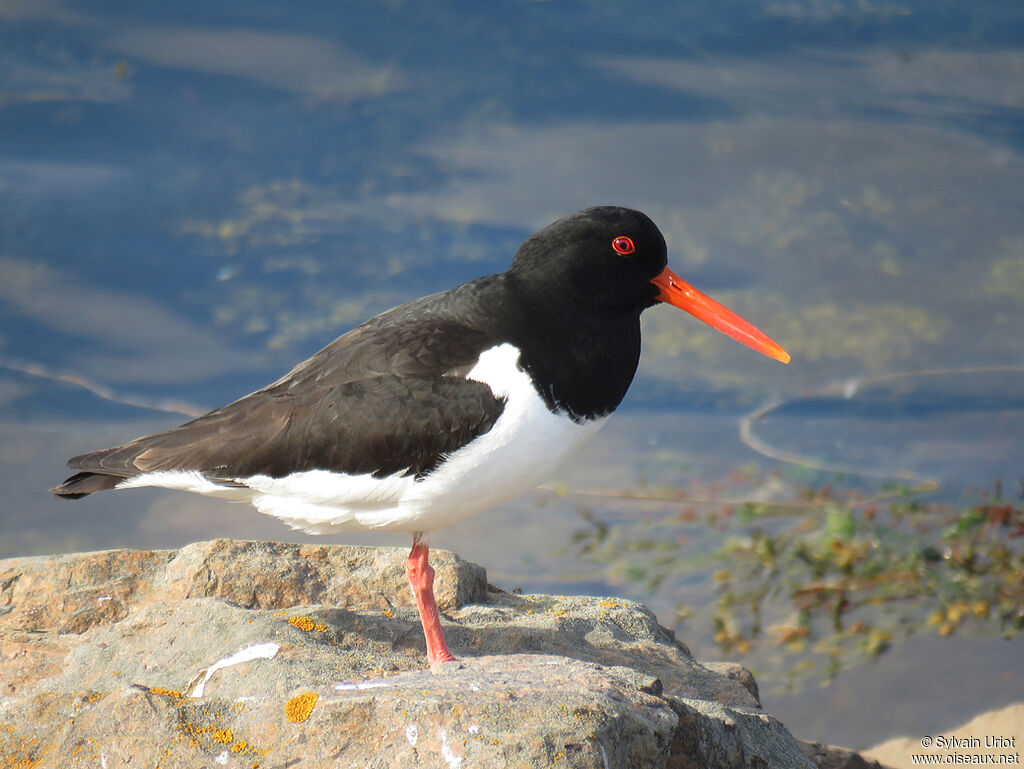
[405,533,457,667]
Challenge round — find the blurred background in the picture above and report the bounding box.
[1,0,1022,751]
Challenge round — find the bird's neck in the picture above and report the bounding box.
[502,279,643,422]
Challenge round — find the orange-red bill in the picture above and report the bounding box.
[651,267,790,364]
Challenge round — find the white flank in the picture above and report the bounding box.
[396,343,607,531]
[120,344,606,534]
[116,469,252,499]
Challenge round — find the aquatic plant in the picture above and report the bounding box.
[572,474,1024,685]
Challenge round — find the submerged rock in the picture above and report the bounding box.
[0,538,816,768]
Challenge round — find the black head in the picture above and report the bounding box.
[508,206,668,314]
[508,206,791,365]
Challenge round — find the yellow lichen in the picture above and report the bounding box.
[284,691,319,723]
[211,728,234,744]
[231,740,248,753]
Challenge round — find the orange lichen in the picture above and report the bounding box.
[161,703,274,763]
[148,687,183,699]
[287,615,316,631]
[382,609,394,617]
[286,615,327,632]
[155,745,172,769]
[0,731,43,769]
[284,691,318,723]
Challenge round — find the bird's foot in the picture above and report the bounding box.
[407,534,460,669]
[427,648,459,670]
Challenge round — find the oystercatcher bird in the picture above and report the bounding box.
[51,206,789,667]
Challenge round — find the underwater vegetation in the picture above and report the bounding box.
[572,472,1024,687]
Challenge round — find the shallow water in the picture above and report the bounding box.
[2,0,1023,749]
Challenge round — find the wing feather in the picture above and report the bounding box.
[52,278,513,498]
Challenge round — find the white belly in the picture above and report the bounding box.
[119,344,606,534]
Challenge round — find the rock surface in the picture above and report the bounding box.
[0,538,818,768]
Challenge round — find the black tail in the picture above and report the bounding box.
[50,471,124,499]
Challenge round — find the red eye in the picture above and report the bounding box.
[612,236,635,255]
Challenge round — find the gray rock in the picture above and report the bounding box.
[701,660,761,705]
[800,740,891,769]
[0,538,815,768]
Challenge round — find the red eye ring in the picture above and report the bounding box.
[612,236,635,255]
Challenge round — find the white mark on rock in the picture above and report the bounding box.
[406,723,419,746]
[467,723,480,735]
[439,729,462,768]
[597,740,610,769]
[335,680,389,690]
[187,641,280,698]
[100,752,108,768]
[214,749,229,765]
[470,683,481,691]
[97,595,112,603]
